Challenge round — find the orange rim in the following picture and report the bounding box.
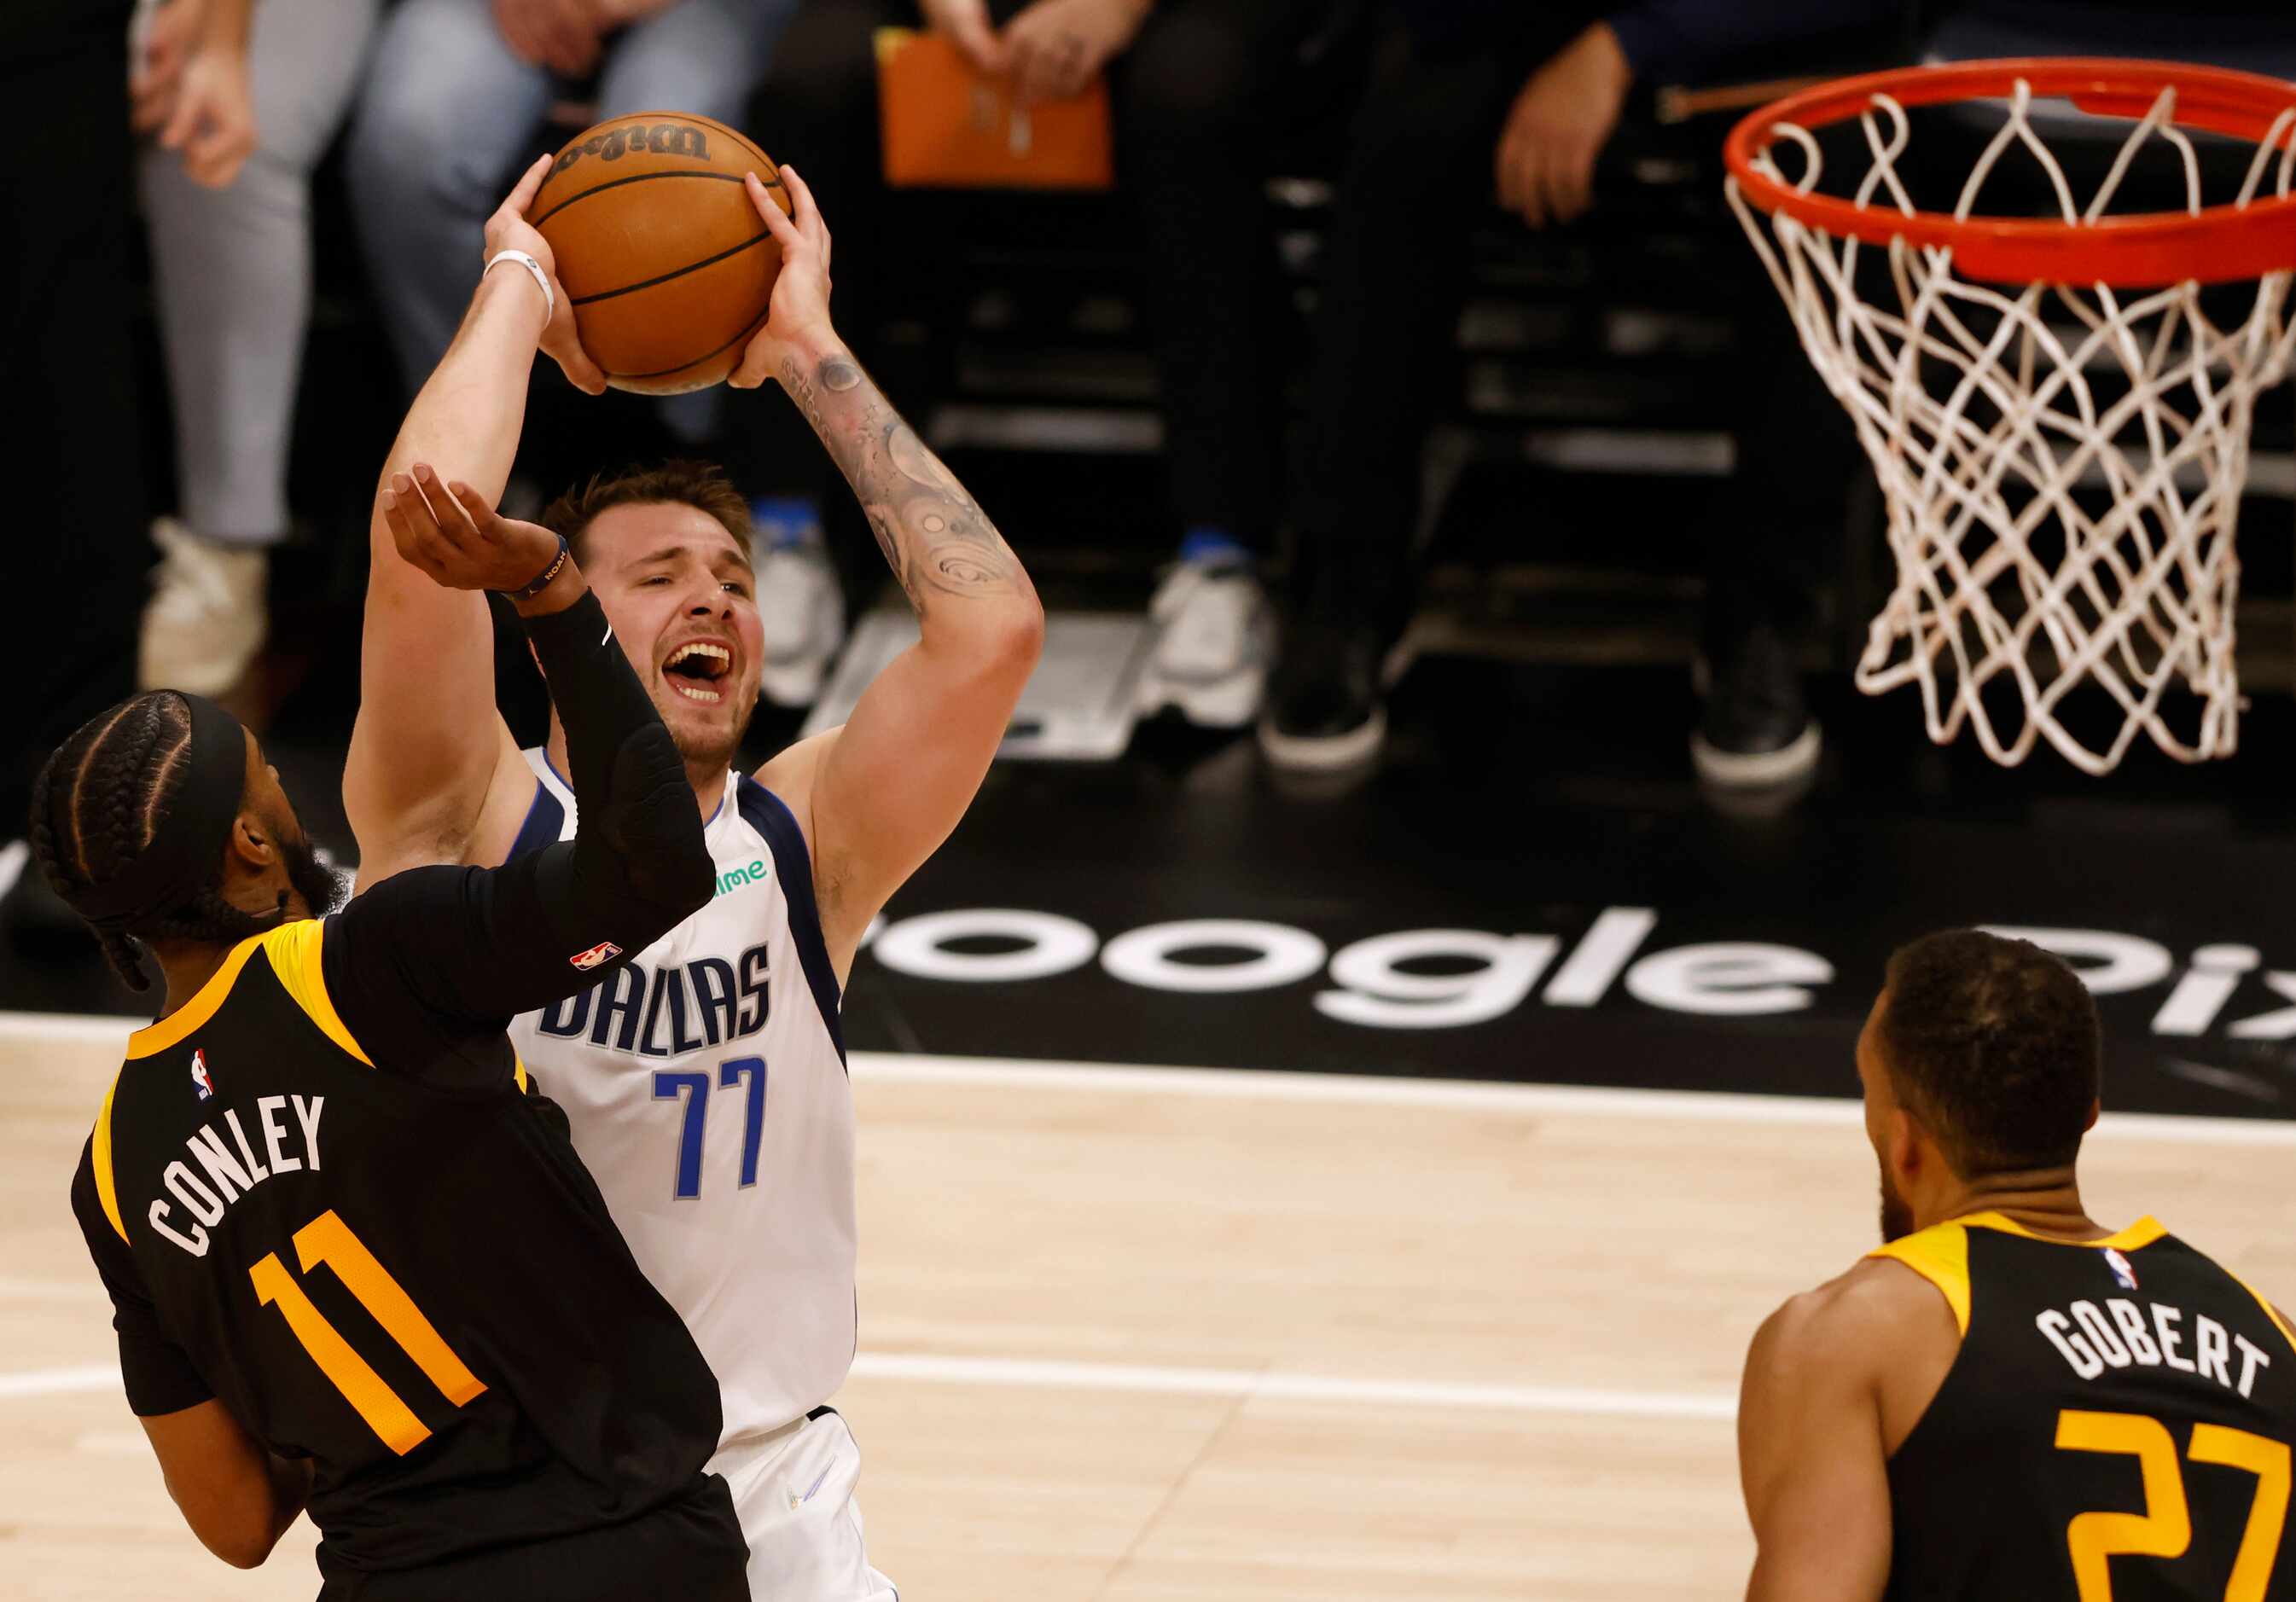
[1723,58,2296,286]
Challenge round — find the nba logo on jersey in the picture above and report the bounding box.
[189,1050,213,1101]
[570,940,622,971]
[2103,1247,2140,1291]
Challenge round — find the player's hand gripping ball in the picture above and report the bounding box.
[529,112,794,395]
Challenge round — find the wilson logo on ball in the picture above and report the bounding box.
[551,123,712,177]
[532,112,788,396]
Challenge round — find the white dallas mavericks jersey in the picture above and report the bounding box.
[504,749,856,1449]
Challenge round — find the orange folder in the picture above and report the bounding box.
[875,28,1114,191]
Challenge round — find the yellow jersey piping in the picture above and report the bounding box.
[90,1072,128,1243]
[2223,1268,2296,1348]
[125,933,268,1058]
[1868,1221,1973,1336]
[259,920,373,1067]
[1961,1211,2169,1252]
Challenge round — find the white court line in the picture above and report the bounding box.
[852,1049,1863,1121]
[850,1353,1737,1420]
[846,1051,2296,1148]
[0,1364,119,1400]
[6,1013,145,1048]
[0,1353,1736,1421]
[0,1278,102,1303]
[10,1013,2296,1146]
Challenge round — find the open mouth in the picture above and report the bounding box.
[661,641,733,705]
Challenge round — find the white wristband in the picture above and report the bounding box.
[484,249,555,323]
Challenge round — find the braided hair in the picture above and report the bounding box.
[28,691,285,991]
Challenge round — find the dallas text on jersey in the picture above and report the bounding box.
[532,943,772,1057]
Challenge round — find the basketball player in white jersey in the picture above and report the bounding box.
[345,155,1042,1599]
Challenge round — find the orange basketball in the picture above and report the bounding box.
[530,112,792,396]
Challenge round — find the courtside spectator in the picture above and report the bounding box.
[3,0,247,945]
[1262,2,1851,782]
[1261,4,1650,772]
[345,0,795,444]
[743,0,1337,719]
[1476,9,1848,788]
[137,0,381,699]
[1469,0,2296,787]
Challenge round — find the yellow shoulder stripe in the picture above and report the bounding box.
[2100,1216,2170,1252]
[90,1071,128,1243]
[1965,1210,2168,1253]
[1868,1221,1972,1337]
[259,920,373,1067]
[126,933,267,1058]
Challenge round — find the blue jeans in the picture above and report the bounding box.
[142,0,380,543]
[346,0,793,437]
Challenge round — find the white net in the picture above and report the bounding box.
[1729,77,2296,773]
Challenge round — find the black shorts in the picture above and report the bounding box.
[319,1475,748,1602]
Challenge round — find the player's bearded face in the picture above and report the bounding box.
[583,506,764,771]
[1857,993,1914,1241]
[246,746,349,920]
[259,792,349,920]
[284,826,349,918]
[647,609,762,769]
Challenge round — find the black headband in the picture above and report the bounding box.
[71,694,249,933]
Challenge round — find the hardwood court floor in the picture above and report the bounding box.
[6,1018,2295,1600]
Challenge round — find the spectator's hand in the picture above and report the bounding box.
[1496,21,1631,229]
[156,41,259,189]
[486,154,609,394]
[729,165,832,391]
[1000,0,1149,107]
[381,465,565,592]
[129,0,203,135]
[918,0,1005,78]
[492,0,603,78]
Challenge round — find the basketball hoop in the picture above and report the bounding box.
[1724,59,2296,773]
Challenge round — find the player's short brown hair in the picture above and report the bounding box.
[540,459,751,569]
[1877,930,2101,1176]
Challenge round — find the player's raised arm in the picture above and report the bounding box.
[1737,1278,1896,1602]
[729,165,1043,972]
[330,477,715,1061]
[345,155,605,884]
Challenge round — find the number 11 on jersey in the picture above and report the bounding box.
[251,1209,485,1455]
[653,1055,767,1199]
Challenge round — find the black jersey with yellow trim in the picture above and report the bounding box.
[1877,1211,2296,1600]
[68,917,740,1585]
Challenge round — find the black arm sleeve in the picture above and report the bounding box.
[70,1140,212,1415]
[321,589,715,1088]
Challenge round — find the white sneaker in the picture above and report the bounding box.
[139,519,267,697]
[753,537,846,707]
[1136,553,1272,728]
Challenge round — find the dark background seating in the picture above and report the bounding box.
[115,16,2296,745]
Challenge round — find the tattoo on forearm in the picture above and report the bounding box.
[781,351,1030,624]
[781,358,825,436]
